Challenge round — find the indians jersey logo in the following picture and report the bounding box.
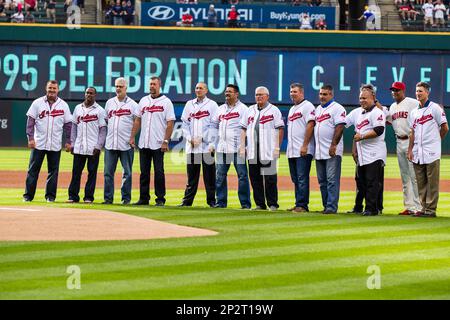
[316,113,331,123]
[248,116,255,125]
[377,115,384,121]
[219,112,240,121]
[356,119,370,130]
[190,110,210,120]
[77,114,98,124]
[38,109,65,119]
[288,112,303,122]
[109,108,132,118]
[392,111,408,121]
[415,114,434,125]
[260,114,274,124]
[142,105,164,114]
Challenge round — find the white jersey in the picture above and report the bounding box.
[137,95,176,150]
[72,103,107,155]
[181,97,219,154]
[435,4,446,19]
[213,100,248,154]
[423,3,434,17]
[409,101,447,165]
[314,100,346,160]
[355,107,387,166]
[26,96,71,152]
[104,96,139,151]
[348,106,388,131]
[240,103,285,161]
[286,99,316,158]
[388,97,419,138]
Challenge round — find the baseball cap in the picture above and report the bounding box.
[390,82,406,91]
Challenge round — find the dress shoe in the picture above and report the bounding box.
[102,200,113,204]
[291,207,307,213]
[121,200,130,205]
[398,209,415,216]
[347,209,363,214]
[155,202,165,207]
[241,206,251,210]
[412,211,436,218]
[322,210,337,214]
[286,206,296,211]
[177,203,191,207]
[133,200,149,205]
[362,211,378,216]
[23,198,32,202]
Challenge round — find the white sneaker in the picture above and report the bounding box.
[269,206,278,211]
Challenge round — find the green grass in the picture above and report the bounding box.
[4,148,450,179]
[0,188,450,299]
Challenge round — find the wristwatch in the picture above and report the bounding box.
[163,139,169,144]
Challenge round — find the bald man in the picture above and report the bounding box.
[179,82,219,207]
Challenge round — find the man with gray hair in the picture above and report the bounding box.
[103,77,139,205]
[240,86,284,211]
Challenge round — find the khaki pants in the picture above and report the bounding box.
[47,8,56,23]
[413,159,440,214]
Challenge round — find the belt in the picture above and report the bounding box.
[396,135,409,140]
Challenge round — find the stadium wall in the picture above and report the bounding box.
[1,24,450,152]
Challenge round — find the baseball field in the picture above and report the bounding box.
[0,148,449,299]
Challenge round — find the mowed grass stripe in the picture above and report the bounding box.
[1,234,449,284]
[1,220,449,264]
[1,249,448,299]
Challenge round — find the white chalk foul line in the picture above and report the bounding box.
[0,208,42,212]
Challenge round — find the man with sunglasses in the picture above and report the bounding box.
[387,82,421,215]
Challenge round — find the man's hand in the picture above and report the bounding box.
[407,149,414,162]
[161,141,169,152]
[329,144,337,157]
[93,149,101,157]
[28,139,35,149]
[300,145,308,157]
[354,133,364,142]
[352,151,358,165]
[129,137,136,149]
[192,137,202,148]
[65,143,71,153]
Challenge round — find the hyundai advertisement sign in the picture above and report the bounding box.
[141,3,336,29]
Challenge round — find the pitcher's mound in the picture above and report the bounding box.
[0,206,218,241]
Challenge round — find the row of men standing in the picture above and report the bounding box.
[23,78,448,217]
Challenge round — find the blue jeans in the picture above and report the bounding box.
[104,149,134,203]
[288,155,313,210]
[216,152,251,208]
[316,156,342,212]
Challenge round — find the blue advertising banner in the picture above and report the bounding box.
[1,44,450,106]
[140,2,336,29]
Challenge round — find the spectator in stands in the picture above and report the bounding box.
[122,0,135,25]
[227,5,239,28]
[304,0,314,6]
[313,0,322,5]
[64,0,72,16]
[315,17,327,29]
[207,4,217,27]
[300,13,312,29]
[434,0,447,27]
[24,0,35,11]
[24,9,35,22]
[45,0,56,23]
[10,7,24,22]
[422,0,435,27]
[5,0,15,10]
[112,0,123,25]
[177,12,193,27]
[78,0,85,14]
[416,0,425,5]
[395,0,406,4]
[105,0,114,24]
[399,0,419,20]
[292,0,301,6]
[358,6,377,30]
[0,1,6,16]
[229,0,239,5]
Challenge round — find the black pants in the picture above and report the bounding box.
[68,153,100,202]
[182,153,216,206]
[139,148,166,204]
[248,158,278,209]
[358,160,384,213]
[24,149,61,201]
[354,164,384,212]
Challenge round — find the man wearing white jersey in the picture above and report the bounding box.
[353,87,387,216]
[103,77,139,205]
[286,83,315,213]
[130,77,175,206]
[67,87,107,203]
[408,82,448,217]
[24,80,72,202]
[314,84,346,214]
[179,82,219,207]
[212,84,251,209]
[387,81,421,215]
[240,86,284,211]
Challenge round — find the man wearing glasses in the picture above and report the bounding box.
[387,82,421,216]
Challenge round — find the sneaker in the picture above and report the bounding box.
[213,204,226,208]
[240,206,251,210]
[23,198,32,202]
[292,207,307,213]
[121,200,130,205]
[177,203,191,207]
[84,200,93,204]
[269,206,278,211]
[362,211,379,216]
[46,198,55,203]
[252,206,267,210]
[412,211,436,218]
[322,210,337,214]
[346,209,363,214]
[133,200,149,205]
[398,209,415,216]
[65,199,77,203]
